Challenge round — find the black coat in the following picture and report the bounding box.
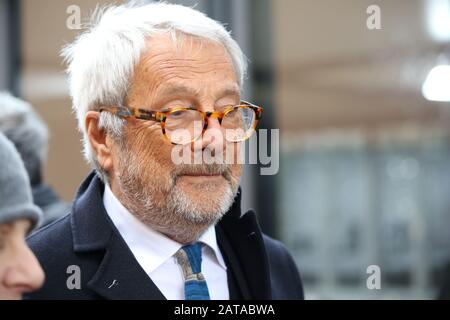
[25,172,304,300]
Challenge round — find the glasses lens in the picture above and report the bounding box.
[222,107,256,142]
[165,109,204,144]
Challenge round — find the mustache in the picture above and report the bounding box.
[171,164,232,179]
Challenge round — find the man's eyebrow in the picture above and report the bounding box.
[158,84,199,97]
[158,84,240,98]
[219,85,241,97]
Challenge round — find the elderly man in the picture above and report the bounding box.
[0,133,45,299]
[26,3,303,300]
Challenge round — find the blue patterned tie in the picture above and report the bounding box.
[174,243,211,300]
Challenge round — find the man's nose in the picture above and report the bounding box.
[2,242,45,294]
[192,116,225,152]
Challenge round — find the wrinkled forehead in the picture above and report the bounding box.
[127,33,239,105]
[138,32,236,75]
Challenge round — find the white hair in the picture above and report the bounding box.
[61,2,247,182]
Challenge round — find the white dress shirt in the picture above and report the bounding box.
[102,184,229,300]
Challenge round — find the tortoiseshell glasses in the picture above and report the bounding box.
[99,101,263,145]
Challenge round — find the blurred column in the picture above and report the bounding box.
[230,0,256,216]
[0,0,21,94]
[247,0,277,236]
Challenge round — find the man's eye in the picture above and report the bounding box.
[170,110,185,117]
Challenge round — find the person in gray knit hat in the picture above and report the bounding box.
[0,92,70,227]
[0,132,44,299]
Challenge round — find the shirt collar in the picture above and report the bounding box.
[102,184,227,274]
[198,220,227,270]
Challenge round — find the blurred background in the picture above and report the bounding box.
[1,0,450,299]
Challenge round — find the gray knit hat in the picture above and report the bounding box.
[0,132,42,229]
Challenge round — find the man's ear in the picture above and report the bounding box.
[85,111,113,174]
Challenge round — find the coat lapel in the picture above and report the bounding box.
[217,190,272,300]
[71,172,165,300]
[87,231,165,300]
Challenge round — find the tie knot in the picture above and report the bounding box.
[175,243,203,275]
